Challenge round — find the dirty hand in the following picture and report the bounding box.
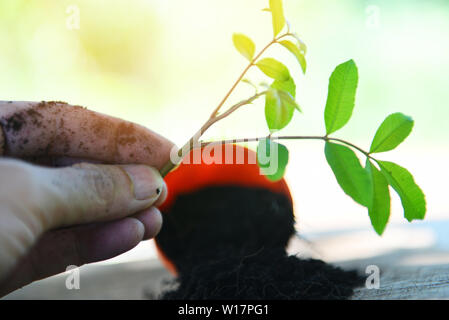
[0,101,174,296]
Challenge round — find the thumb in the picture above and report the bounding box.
[36,162,165,229]
[0,160,164,277]
[0,160,164,284]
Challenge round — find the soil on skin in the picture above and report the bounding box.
[0,101,81,155]
[0,101,148,161]
[156,186,364,300]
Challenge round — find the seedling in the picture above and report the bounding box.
[160,0,426,235]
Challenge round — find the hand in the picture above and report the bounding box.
[0,101,175,296]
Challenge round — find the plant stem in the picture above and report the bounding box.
[159,91,267,177]
[160,33,292,177]
[209,33,291,119]
[200,135,374,159]
[213,91,267,123]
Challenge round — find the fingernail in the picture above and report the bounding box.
[154,181,168,207]
[123,165,163,200]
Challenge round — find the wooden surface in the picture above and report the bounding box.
[340,249,449,299]
[4,247,449,300]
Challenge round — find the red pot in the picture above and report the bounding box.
[155,144,293,275]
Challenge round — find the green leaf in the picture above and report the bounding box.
[271,77,295,97]
[269,0,286,37]
[257,138,289,181]
[324,60,359,135]
[378,161,426,222]
[256,58,290,81]
[271,77,301,112]
[264,88,295,131]
[292,33,307,54]
[232,33,256,61]
[279,40,307,74]
[370,113,414,153]
[278,90,301,113]
[324,142,372,207]
[366,160,391,235]
[241,78,258,93]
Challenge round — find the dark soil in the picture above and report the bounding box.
[156,186,364,300]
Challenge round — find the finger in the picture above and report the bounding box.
[133,207,163,240]
[48,162,165,228]
[0,216,151,296]
[0,123,4,156]
[0,159,164,284]
[0,159,164,231]
[20,156,103,168]
[154,181,168,207]
[0,101,176,170]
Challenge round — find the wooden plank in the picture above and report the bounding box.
[4,249,449,299]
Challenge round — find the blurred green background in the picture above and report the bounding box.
[1,0,448,237]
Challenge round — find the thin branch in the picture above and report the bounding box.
[324,137,372,158]
[209,33,291,119]
[160,33,293,177]
[199,135,374,160]
[159,92,266,177]
[200,136,323,146]
[209,63,254,119]
[213,91,267,123]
